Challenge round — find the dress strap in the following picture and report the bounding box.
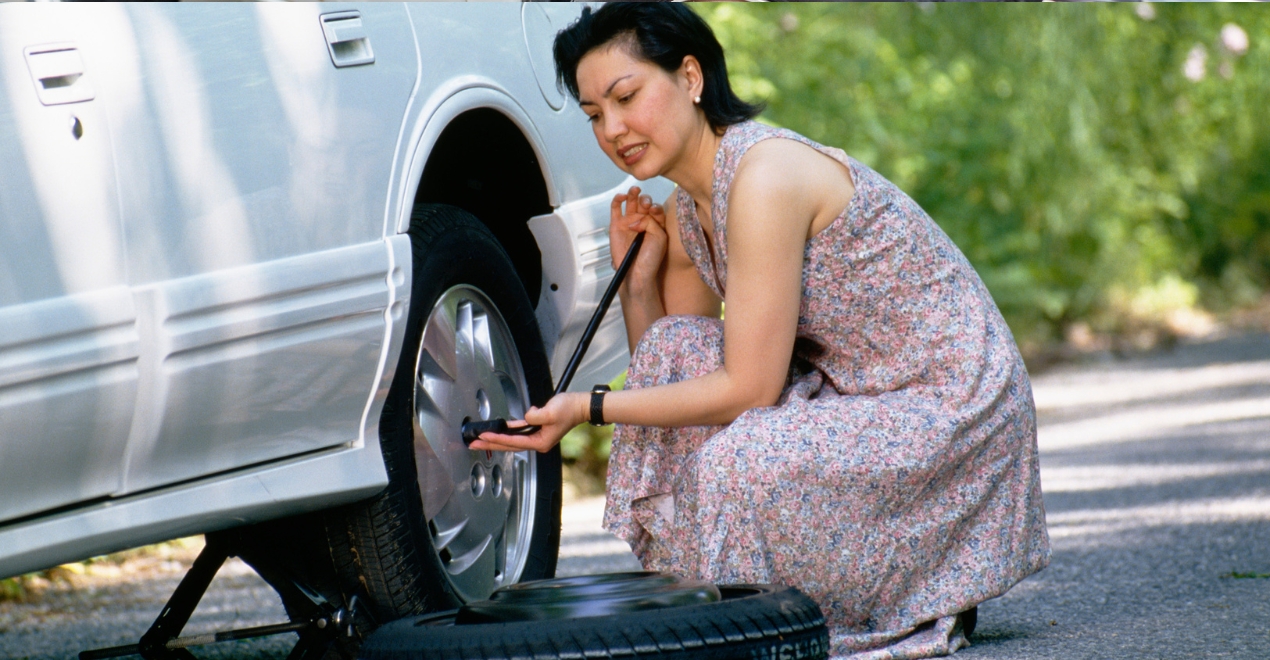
[675,185,724,300]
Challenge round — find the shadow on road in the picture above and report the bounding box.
[964,332,1270,659]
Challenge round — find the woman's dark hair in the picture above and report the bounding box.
[553,3,763,133]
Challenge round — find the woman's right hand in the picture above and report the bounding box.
[610,186,668,299]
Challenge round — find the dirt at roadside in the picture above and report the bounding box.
[1,538,202,607]
[0,539,291,660]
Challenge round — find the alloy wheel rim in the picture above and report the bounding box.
[413,284,537,602]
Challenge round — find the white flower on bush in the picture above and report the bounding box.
[1221,23,1249,56]
[1183,44,1207,82]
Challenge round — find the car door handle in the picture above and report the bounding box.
[24,44,95,105]
[320,11,374,68]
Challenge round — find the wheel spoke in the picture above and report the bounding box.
[454,301,480,392]
[421,309,458,382]
[430,517,467,552]
[416,351,455,420]
[446,533,493,576]
[471,309,496,372]
[414,417,457,522]
[480,374,512,423]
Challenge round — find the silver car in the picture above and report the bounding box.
[0,0,667,631]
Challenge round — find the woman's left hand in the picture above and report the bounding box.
[467,392,588,454]
[610,187,668,298]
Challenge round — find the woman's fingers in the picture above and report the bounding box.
[622,187,645,216]
[635,207,666,229]
[610,193,629,225]
[470,436,548,453]
[627,203,663,227]
[470,419,546,452]
[469,398,574,454]
[648,202,667,225]
[611,186,669,274]
[614,187,663,226]
[628,217,668,245]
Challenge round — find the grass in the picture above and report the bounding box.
[0,537,202,603]
[1219,571,1270,579]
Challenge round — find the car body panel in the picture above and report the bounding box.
[100,3,415,490]
[0,2,662,579]
[120,242,392,493]
[0,232,412,579]
[0,6,138,521]
[106,3,417,282]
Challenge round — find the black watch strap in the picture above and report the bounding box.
[589,384,611,426]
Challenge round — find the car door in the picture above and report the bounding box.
[0,7,138,522]
[94,3,417,492]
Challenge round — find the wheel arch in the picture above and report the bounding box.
[396,85,561,308]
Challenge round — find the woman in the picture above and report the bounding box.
[472,4,1050,658]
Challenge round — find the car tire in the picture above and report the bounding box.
[330,203,562,626]
[357,576,830,660]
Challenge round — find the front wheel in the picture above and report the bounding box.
[332,204,561,623]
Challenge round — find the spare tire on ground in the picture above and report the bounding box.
[358,572,829,660]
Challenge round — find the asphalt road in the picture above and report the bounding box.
[962,331,1270,659]
[1,332,1267,659]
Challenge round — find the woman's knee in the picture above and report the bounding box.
[628,315,724,387]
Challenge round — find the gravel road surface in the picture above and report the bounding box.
[2,332,1267,659]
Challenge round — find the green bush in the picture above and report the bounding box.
[564,5,1270,486]
[700,3,1270,351]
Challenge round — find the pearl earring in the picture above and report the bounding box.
[694,96,701,104]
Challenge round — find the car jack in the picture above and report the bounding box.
[79,529,357,660]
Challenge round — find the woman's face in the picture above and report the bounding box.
[576,42,703,181]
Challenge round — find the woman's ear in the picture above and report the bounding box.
[678,55,704,101]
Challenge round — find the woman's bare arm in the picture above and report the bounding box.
[471,142,826,452]
[603,142,813,426]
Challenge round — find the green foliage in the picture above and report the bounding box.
[0,576,27,602]
[0,538,202,603]
[1220,570,1270,579]
[700,3,1270,349]
[562,6,1269,486]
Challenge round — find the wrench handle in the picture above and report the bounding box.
[462,232,645,447]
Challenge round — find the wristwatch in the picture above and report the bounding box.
[589,384,611,426]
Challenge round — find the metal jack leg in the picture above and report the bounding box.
[79,532,356,660]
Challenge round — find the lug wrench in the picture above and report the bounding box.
[461,232,645,444]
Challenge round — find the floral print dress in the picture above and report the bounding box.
[603,121,1050,659]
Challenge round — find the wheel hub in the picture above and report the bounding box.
[412,285,537,602]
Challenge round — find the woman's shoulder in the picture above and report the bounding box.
[726,122,851,179]
[731,139,823,191]
[729,127,857,207]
